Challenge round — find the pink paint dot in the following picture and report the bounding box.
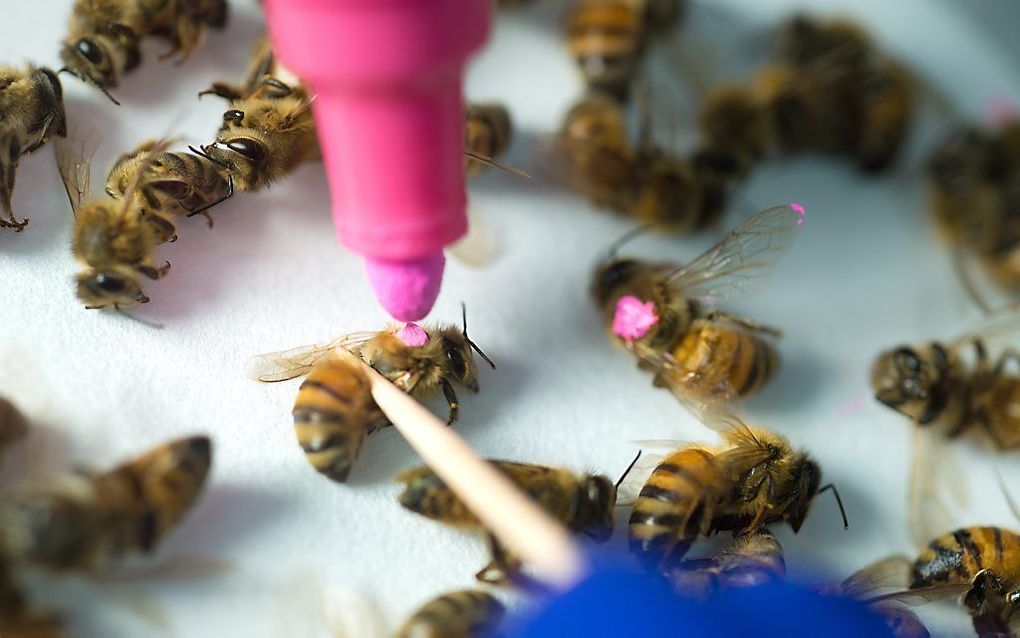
[790,202,805,215]
[986,95,1017,126]
[612,296,659,341]
[397,322,428,347]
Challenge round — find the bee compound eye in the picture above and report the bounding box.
[226,138,268,167]
[95,274,126,293]
[223,109,244,125]
[76,39,103,64]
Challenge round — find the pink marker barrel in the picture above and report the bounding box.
[264,0,491,320]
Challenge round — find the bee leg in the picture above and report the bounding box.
[441,379,459,426]
[198,83,243,101]
[704,310,782,338]
[258,77,293,99]
[186,175,233,224]
[475,535,519,585]
[992,348,1020,377]
[137,262,171,280]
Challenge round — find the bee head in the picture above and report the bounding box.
[591,258,641,307]
[34,67,68,138]
[577,474,616,543]
[871,344,948,425]
[131,436,212,540]
[76,270,148,308]
[441,303,495,392]
[204,135,268,188]
[59,32,129,103]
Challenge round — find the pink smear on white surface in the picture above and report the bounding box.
[986,95,1017,126]
[791,202,806,226]
[397,322,428,347]
[612,296,659,341]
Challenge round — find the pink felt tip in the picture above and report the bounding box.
[365,252,445,322]
[397,322,429,347]
[612,296,659,341]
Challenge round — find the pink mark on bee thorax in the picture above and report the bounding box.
[612,296,659,341]
[397,322,429,347]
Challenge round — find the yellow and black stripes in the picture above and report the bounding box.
[566,1,646,99]
[911,527,1020,589]
[668,321,779,400]
[293,358,385,483]
[396,589,504,638]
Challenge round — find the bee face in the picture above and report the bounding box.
[577,475,616,542]
[787,458,821,533]
[76,270,148,308]
[205,136,268,188]
[442,332,480,392]
[60,36,118,88]
[591,258,641,307]
[871,345,947,424]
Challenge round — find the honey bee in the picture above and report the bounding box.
[628,410,846,571]
[591,204,802,405]
[0,397,28,458]
[465,102,513,179]
[396,455,634,584]
[757,16,914,173]
[819,557,935,638]
[565,0,683,99]
[105,138,234,234]
[0,65,67,231]
[59,0,229,100]
[926,122,1020,297]
[57,138,172,309]
[548,91,724,233]
[695,84,773,183]
[666,531,785,600]
[0,435,212,572]
[871,328,1020,450]
[248,307,495,483]
[395,589,504,638]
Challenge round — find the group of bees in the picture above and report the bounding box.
[4,0,1020,636]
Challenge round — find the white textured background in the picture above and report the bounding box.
[1,0,1018,635]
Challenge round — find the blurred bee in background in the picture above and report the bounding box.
[0,65,67,231]
[926,120,1020,303]
[0,397,28,460]
[547,90,726,233]
[591,204,802,405]
[666,531,786,600]
[756,14,915,173]
[59,0,229,101]
[397,453,637,584]
[395,589,504,638]
[58,138,172,309]
[0,435,212,572]
[628,409,845,571]
[565,0,684,100]
[818,557,935,638]
[465,102,514,179]
[193,38,318,194]
[248,306,495,483]
[105,138,234,234]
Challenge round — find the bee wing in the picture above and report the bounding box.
[839,556,913,598]
[246,332,376,383]
[447,205,501,269]
[614,450,669,506]
[533,133,640,206]
[863,583,971,607]
[948,306,1020,353]
[908,427,965,549]
[53,138,94,215]
[663,204,805,307]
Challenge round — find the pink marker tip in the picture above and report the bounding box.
[397,322,429,347]
[612,296,659,341]
[364,252,445,322]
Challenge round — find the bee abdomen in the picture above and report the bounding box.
[396,469,477,525]
[397,589,504,638]
[671,323,779,400]
[629,449,724,570]
[293,359,382,483]
[910,527,1019,588]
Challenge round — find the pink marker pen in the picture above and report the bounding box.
[263,0,491,322]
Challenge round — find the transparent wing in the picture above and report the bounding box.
[615,450,668,507]
[447,205,501,269]
[53,138,93,215]
[949,307,1020,353]
[533,133,640,207]
[863,583,970,607]
[246,332,376,383]
[908,427,964,550]
[839,556,912,598]
[632,346,748,414]
[665,204,805,307]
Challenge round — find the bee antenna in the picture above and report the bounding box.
[818,483,848,530]
[614,450,642,490]
[460,301,495,369]
[58,67,120,106]
[607,223,653,259]
[188,144,231,170]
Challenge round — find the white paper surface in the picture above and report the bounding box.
[0,0,1018,635]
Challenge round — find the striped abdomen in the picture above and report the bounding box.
[910,527,1020,590]
[629,447,729,570]
[664,319,779,401]
[293,358,385,483]
[465,103,512,178]
[396,589,504,638]
[566,1,646,98]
